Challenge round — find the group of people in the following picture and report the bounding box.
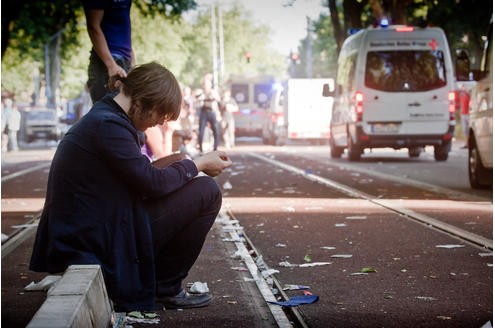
[29,0,232,314]
[142,75,238,162]
[1,97,21,152]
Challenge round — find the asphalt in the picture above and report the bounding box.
[1,209,286,327]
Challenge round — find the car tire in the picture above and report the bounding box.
[469,138,493,189]
[434,141,450,161]
[347,134,361,161]
[408,147,422,158]
[330,136,343,158]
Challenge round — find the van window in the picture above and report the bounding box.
[254,83,271,107]
[365,51,447,91]
[231,84,249,104]
[337,53,358,93]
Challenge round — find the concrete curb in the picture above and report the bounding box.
[27,265,112,328]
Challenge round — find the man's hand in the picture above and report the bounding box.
[107,63,127,91]
[193,151,232,177]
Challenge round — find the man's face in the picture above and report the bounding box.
[128,102,166,131]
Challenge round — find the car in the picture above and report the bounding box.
[24,108,61,143]
[468,19,492,189]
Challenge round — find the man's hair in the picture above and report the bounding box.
[121,62,182,121]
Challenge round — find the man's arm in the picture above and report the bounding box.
[84,7,127,83]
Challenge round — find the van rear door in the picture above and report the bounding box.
[361,33,453,136]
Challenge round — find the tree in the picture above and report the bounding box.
[1,0,197,106]
[2,1,288,103]
[325,0,491,69]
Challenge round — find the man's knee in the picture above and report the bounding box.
[193,176,222,210]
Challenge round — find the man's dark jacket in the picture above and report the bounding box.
[29,96,198,311]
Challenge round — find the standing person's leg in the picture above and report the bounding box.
[145,176,221,307]
[197,110,207,153]
[207,111,219,151]
[87,51,109,103]
[461,114,469,148]
[7,130,18,151]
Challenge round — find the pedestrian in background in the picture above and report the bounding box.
[458,84,471,148]
[197,74,221,154]
[29,62,232,312]
[219,89,238,149]
[6,100,21,152]
[1,98,13,152]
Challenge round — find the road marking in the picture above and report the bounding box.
[249,152,492,250]
[1,162,51,182]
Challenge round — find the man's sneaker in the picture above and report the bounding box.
[157,289,212,309]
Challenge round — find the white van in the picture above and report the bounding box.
[323,25,457,161]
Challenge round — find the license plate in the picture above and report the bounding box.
[371,123,399,134]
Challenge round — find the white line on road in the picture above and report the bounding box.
[1,163,51,182]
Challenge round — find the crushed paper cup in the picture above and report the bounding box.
[190,281,209,294]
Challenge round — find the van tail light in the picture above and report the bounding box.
[396,26,414,32]
[448,91,456,121]
[271,112,284,125]
[354,91,364,121]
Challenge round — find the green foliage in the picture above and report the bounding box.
[2,1,288,102]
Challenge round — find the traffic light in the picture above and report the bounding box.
[290,52,299,64]
[245,51,251,63]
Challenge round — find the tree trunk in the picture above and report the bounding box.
[327,0,345,52]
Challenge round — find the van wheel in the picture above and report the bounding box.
[469,139,492,189]
[434,142,450,161]
[347,135,361,161]
[408,147,422,158]
[330,137,343,158]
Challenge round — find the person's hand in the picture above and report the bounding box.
[193,150,232,177]
[107,63,127,91]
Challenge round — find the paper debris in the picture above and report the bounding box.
[299,262,331,267]
[278,261,331,268]
[345,215,367,220]
[282,284,310,291]
[231,266,249,272]
[279,261,298,268]
[480,321,493,328]
[435,244,465,249]
[415,296,436,301]
[331,254,353,258]
[275,243,287,248]
[190,281,209,294]
[479,252,493,257]
[321,246,336,250]
[222,181,232,190]
[335,223,347,227]
[24,275,61,291]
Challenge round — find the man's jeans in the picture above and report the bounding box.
[198,109,220,152]
[87,51,131,103]
[144,176,222,297]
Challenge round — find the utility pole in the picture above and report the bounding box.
[305,16,313,78]
[210,4,219,89]
[218,5,225,85]
[45,29,64,109]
